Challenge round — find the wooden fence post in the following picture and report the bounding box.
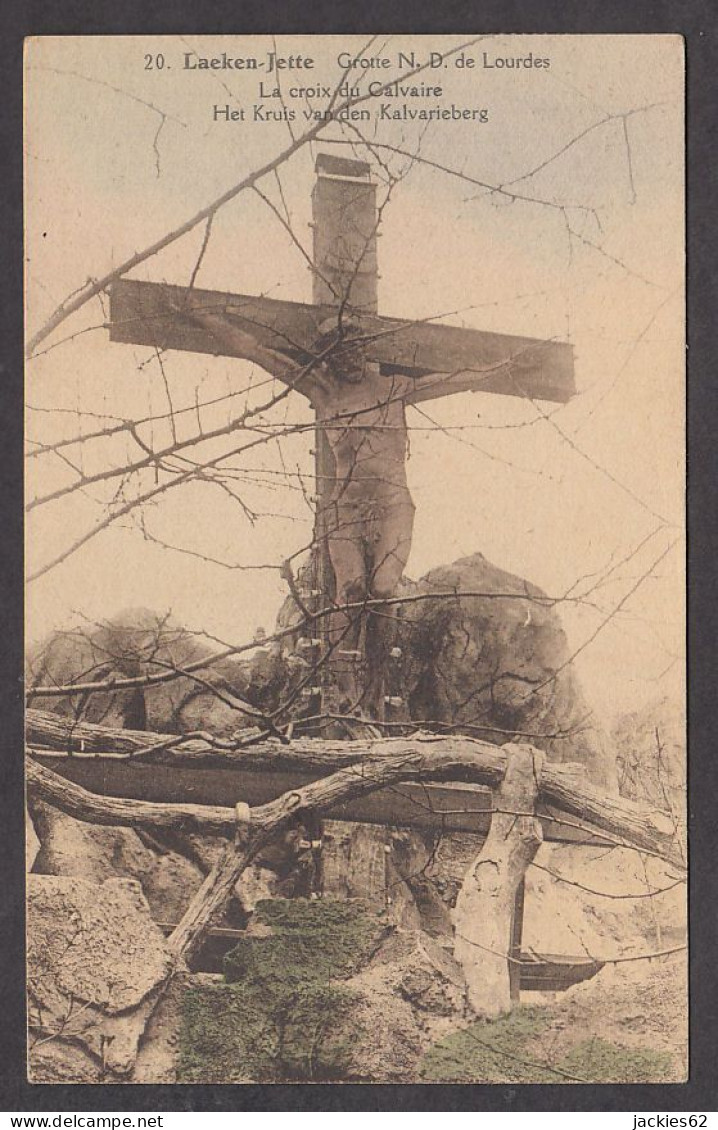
[453,744,544,1018]
[509,876,526,1004]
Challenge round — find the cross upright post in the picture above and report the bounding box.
[309,154,379,722]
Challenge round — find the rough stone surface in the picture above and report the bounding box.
[140,850,209,925]
[28,874,171,1013]
[613,695,686,858]
[523,951,688,1082]
[32,802,158,885]
[30,1040,103,1085]
[26,807,40,872]
[27,607,298,739]
[522,843,686,959]
[30,802,205,924]
[394,554,615,790]
[26,608,208,731]
[30,803,296,929]
[361,929,466,1017]
[27,875,172,1081]
[337,985,426,1082]
[131,972,204,1084]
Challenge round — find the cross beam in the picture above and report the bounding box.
[109,277,575,405]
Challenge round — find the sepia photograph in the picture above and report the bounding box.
[23,34,685,1086]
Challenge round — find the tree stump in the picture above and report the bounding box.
[453,744,544,1017]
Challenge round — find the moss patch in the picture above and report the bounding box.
[559,1037,673,1083]
[421,1007,552,1083]
[178,898,384,1083]
[223,897,382,989]
[421,1008,674,1084]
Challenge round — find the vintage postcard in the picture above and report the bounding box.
[24,34,685,1085]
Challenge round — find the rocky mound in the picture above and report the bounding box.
[42,895,682,1085]
[28,553,618,790]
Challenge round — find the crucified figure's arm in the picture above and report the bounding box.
[178,303,297,380]
[401,367,488,405]
[172,301,331,401]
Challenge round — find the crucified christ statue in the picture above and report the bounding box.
[113,157,573,724]
[178,303,417,715]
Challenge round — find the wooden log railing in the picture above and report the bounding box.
[25,709,684,1032]
[26,709,682,864]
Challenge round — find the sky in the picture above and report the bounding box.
[24,34,685,723]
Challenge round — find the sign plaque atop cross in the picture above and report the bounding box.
[109,152,575,721]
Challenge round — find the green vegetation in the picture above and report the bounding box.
[560,1037,673,1084]
[421,1008,674,1084]
[223,896,381,988]
[178,898,383,1083]
[421,1007,552,1083]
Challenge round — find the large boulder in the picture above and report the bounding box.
[29,800,319,930]
[430,833,686,960]
[26,607,304,738]
[26,608,213,732]
[277,552,616,790]
[392,554,616,790]
[522,843,686,959]
[29,802,204,924]
[27,875,172,1081]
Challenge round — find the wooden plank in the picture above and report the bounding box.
[109,278,575,404]
[516,955,604,993]
[31,752,612,847]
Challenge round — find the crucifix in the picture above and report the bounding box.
[109,152,574,725]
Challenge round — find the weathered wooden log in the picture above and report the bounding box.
[26,709,166,754]
[454,746,544,1017]
[26,711,683,868]
[26,757,239,835]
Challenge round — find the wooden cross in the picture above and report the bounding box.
[108,152,575,722]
